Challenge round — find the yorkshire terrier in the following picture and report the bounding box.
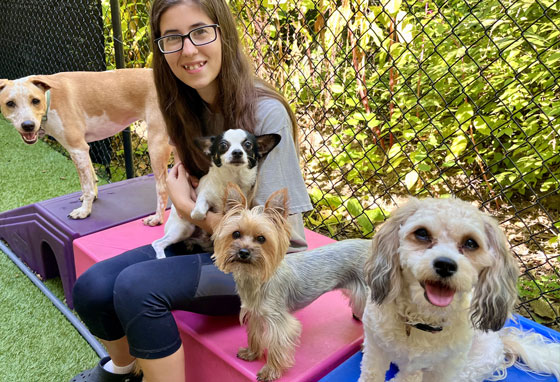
[212,183,371,381]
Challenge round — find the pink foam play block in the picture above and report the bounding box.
[74,211,332,278]
[73,214,363,381]
[174,291,363,382]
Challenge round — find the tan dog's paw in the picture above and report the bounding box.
[68,207,91,220]
[256,365,282,381]
[79,193,98,202]
[237,347,259,362]
[143,213,163,226]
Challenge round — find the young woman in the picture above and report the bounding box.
[69,0,312,381]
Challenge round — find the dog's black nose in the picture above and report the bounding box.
[231,149,243,159]
[21,121,35,132]
[238,248,251,260]
[433,257,457,278]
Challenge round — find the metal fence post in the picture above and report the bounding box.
[109,0,134,179]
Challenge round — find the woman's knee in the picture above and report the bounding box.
[113,265,171,319]
[72,263,117,317]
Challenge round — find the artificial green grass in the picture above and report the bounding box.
[0,119,101,381]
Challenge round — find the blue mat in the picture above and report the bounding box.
[320,315,559,382]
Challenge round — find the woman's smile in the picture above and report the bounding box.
[183,61,207,73]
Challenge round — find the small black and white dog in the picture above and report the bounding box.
[152,129,281,259]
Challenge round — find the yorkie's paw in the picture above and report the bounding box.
[257,365,282,381]
[237,347,259,361]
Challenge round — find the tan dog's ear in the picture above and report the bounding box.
[364,198,420,304]
[0,79,8,92]
[264,188,289,219]
[31,76,52,92]
[223,182,247,213]
[471,214,519,332]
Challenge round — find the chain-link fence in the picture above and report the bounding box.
[1,0,559,329]
[231,0,560,330]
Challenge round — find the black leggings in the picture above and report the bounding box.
[72,242,240,359]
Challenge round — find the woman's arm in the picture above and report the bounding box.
[166,162,222,234]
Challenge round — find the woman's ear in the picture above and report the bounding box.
[364,198,420,304]
[470,215,519,332]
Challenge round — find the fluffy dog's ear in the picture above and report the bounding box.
[223,182,247,213]
[256,133,281,158]
[264,188,289,219]
[0,79,7,92]
[364,198,420,304]
[471,215,519,332]
[194,136,215,155]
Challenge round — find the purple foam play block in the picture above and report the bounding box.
[0,174,165,308]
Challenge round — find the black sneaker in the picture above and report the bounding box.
[69,357,142,382]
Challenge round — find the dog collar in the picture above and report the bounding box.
[411,323,443,333]
[41,90,51,123]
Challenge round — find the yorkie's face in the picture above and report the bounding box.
[212,184,291,282]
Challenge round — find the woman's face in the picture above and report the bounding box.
[159,2,222,105]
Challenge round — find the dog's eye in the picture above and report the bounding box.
[256,235,266,243]
[219,141,229,152]
[463,238,479,250]
[243,141,253,150]
[6,100,15,108]
[232,231,241,239]
[32,98,40,105]
[414,228,431,242]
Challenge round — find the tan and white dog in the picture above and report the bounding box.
[0,69,171,225]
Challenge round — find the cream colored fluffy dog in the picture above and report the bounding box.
[359,197,560,382]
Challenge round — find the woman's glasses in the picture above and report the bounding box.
[155,24,220,54]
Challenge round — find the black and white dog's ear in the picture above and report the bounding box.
[194,136,215,155]
[256,133,281,158]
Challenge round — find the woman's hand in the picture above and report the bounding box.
[166,162,222,234]
[166,162,196,217]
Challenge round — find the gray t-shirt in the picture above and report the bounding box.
[202,97,313,253]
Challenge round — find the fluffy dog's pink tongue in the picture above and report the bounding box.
[424,281,455,307]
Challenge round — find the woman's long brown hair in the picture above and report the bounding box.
[150,0,298,179]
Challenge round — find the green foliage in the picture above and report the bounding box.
[518,274,560,301]
[229,0,559,234]
[102,0,559,237]
[102,0,152,69]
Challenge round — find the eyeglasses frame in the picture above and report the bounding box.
[155,24,220,54]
